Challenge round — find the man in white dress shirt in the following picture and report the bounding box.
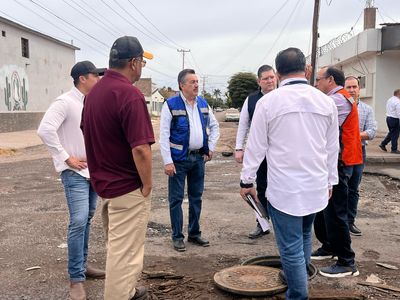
[160,69,220,252]
[235,65,276,238]
[379,89,400,153]
[37,61,105,300]
[240,48,339,300]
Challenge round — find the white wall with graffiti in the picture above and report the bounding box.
[0,16,78,131]
[0,65,29,111]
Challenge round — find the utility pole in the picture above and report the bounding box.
[201,75,207,97]
[177,49,191,70]
[310,0,320,86]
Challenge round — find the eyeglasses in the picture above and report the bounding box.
[131,57,146,67]
[136,58,146,67]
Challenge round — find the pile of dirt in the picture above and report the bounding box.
[0,148,17,156]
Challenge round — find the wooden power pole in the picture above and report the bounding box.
[310,0,320,86]
[177,49,191,70]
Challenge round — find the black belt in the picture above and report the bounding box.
[189,149,202,155]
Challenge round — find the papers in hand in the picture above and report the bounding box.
[245,194,270,232]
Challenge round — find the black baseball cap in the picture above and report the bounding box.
[70,61,106,80]
[109,36,153,61]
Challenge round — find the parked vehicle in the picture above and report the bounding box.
[225,108,240,122]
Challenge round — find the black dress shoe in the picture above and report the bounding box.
[248,224,270,239]
[188,236,210,247]
[391,150,400,154]
[379,144,387,152]
[130,286,148,300]
[349,223,362,236]
[173,239,186,252]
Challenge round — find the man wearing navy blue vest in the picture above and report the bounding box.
[160,69,220,252]
[235,65,277,238]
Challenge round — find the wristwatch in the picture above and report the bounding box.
[240,181,254,188]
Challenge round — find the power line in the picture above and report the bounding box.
[10,0,179,82]
[13,0,108,56]
[374,0,398,23]
[125,0,187,50]
[189,52,202,75]
[61,0,120,38]
[146,66,177,79]
[211,0,290,74]
[0,8,67,42]
[62,0,180,74]
[258,0,302,66]
[28,0,109,47]
[99,0,175,50]
[273,0,307,57]
[376,8,386,24]
[350,10,363,33]
[110,0,174,47]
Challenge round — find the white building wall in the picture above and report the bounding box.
[316,27,400,132]
[375,51,400,129]
[0,20,76,112]
[151,90,164,116]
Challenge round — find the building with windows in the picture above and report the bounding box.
[316,7,400,129]
[0,16,78,132]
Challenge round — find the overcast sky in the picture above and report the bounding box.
[1,0,399,93]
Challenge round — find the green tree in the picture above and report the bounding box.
[227,72,258,108]
[202,90,214,106]
[225,91,232,108]
[212,88,222,101]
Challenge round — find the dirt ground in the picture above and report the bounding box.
[1,114,400,299]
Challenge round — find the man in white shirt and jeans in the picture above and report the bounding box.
[37,61,105,300]
[240,48,339,300]
[235,65,276,239]
[379,89,400,153]
[159,69,220,252]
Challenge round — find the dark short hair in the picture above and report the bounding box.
[73,73,89,87]
[345,75,360,87]
[275,47,306,76]
[178,69,196,91]
[109,58,131,69]
[394,89,400,96]
[257,65,274,78]
[325,66,345,87]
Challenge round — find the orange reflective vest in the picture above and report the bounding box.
[336,88,363,166]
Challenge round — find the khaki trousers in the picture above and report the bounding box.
[102,189,151,300]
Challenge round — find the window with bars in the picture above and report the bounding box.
[21,37,29,58]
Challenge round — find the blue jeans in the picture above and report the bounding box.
[268,202,315,300]
[381,116,400,151]
[61,170,97,282]
[168,153,205,241]
[348,147,366,225]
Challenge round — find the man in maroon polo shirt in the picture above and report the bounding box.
[82,36,154,300]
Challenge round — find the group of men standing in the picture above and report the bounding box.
[39,36,156,300]
[37,30,382,299]
[38,35,220,300]
[239,49,377,299]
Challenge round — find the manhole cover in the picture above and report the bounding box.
[241,255,318,280]
[213,265,287,296]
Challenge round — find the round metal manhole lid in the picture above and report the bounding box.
[213,265,287,296]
